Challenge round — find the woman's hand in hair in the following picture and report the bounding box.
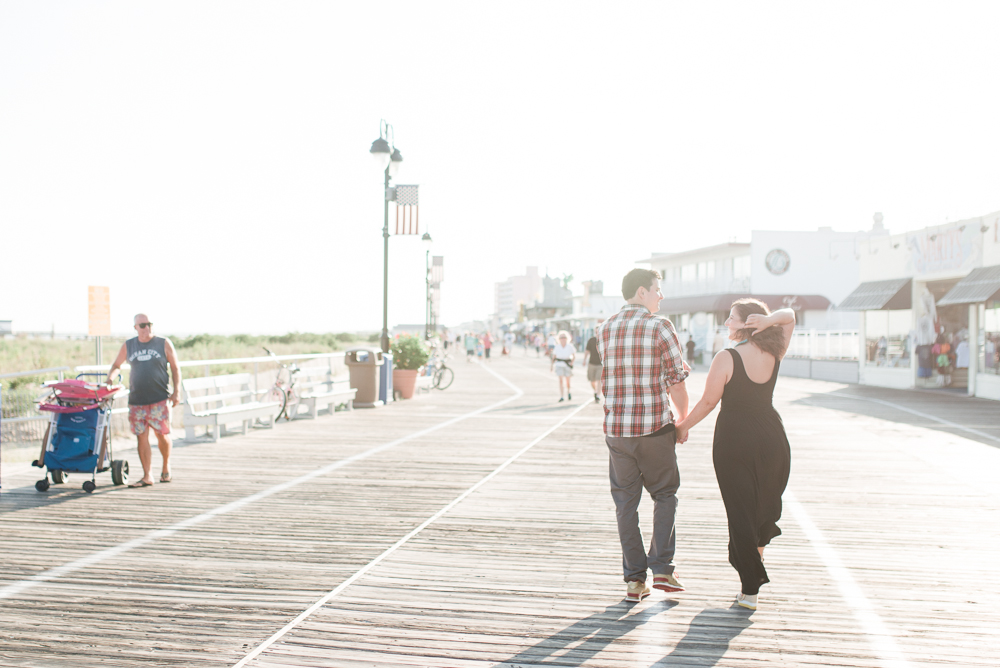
[744,313,772,335]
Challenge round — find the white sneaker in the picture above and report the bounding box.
[736,592,757,610]
[626,580,651,602]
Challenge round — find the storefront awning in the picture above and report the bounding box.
[936,265,1000,305]
[838,279,912,311]
[657,293,831,314]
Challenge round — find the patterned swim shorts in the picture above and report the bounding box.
[128,400,172,435]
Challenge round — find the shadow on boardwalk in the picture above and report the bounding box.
[497,602,753,667]
[794,386,1000,450]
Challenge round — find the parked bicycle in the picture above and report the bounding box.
[260,347,301,420]
[427,345,454,390]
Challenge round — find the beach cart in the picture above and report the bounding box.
[31,374,128,493]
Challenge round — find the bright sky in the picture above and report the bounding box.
[3,2,1000,335]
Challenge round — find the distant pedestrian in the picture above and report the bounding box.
[546,332,557,359]
[583,333,602,403]
[675,299,795,611]
[106,314,181,487]
[549,330,575,402]
[504,331,516,356]
[482,332,493,362]
[686,336,696,365]
[533,332,542,357]
[464,332,477,362]
[597,268,689,602]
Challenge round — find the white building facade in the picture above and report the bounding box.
[639,222,883,362]
[494,266,544,324]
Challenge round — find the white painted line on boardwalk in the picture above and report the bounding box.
[806,393,1000,445]
[0,364,524,602]
[233,370,590,668]
[863,396,1000,445]
[786,489,912,668]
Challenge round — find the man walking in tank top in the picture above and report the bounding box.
[597,269,690,602]
[107,314,181,487]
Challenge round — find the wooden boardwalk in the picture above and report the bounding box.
[1,355,998,667]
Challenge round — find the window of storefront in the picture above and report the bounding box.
[681,264,695,282]
[733,256,751,280]
[981,300,1000,374]
[865,309,912,367]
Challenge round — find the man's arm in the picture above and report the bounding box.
[106,344,128,385]
[164,338,182,406]
[667,380,689,422]
[659,320,691,420]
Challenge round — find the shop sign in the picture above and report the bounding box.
[906,225,981,276]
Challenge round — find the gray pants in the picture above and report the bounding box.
[606,430,680,582]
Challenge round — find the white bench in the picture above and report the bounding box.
[182,373,282,442]
[415,371,434,393]
[294,366,356,419]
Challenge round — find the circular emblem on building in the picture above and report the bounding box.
[765,249,790,275]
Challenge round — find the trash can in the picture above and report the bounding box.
[345,348,383,408]
[379,352,394,405]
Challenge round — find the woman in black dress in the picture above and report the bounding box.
[675,299,794,610]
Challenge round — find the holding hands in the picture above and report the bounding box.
[675,422,689,444]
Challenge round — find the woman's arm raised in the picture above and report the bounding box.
[745,308,796,353]
[674,350,733,443]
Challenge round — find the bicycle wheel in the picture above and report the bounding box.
[434,365,454,390]
[284,387,301,420]
[261,385,287,420]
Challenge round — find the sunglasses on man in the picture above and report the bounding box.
[136,323,153,329]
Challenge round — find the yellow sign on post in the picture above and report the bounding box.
[88,286,111,337]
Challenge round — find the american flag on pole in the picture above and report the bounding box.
[395,185,419,235]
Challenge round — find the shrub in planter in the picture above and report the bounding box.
[390,335,430,371]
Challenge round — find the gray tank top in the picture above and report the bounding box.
[126,336,171,406]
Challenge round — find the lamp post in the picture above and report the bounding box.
[422,232,432,339]
[370,120,403,354]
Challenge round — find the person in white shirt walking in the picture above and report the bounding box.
[549,330,576,402]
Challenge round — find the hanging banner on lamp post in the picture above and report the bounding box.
[88,286,111,336]
[394,184,420,235]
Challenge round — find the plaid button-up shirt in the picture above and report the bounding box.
[597,304,689,437]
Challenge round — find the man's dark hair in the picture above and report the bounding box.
[622,268,661,300]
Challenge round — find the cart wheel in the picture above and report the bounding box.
[35,479,50,492]
[111,460,129,486]
[82,480,97,493]
[50,469,68,484]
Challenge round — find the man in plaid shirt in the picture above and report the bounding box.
[597,268,689,602]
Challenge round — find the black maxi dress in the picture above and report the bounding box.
[713,347,791,596]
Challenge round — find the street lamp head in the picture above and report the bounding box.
[370,136,391,171]
[388,147,403,177]
[421,232,433,248]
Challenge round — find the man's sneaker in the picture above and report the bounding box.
[626,580,650,602]
[568,392,572,400]
[736,592,757,610]
[652,573,685,593]
[594,392,599,402]
[558,397,565,402]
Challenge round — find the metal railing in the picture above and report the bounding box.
[1,367,73,449]
[786,330,859,360]
[2,353,348,450]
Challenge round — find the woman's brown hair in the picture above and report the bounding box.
[731,298,789,359]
